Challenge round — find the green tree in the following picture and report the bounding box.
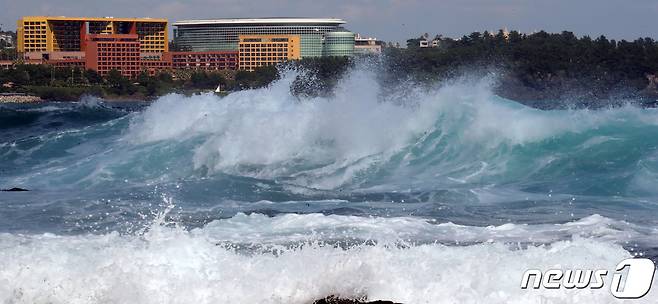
[234,65,278,89]
[406,36,425,49]
[84,69,103,84]
[106,69,136,95]
[189,71,209,89]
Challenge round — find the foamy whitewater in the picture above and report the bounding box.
[1,68,658,303]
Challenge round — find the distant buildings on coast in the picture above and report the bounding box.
[354,33,383,55]
[0,33,14,47]
[2,15,383,77]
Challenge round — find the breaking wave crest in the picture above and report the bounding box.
[3,67,658,196]
[119,68,658,197]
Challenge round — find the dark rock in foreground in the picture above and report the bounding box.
[313,296,401,304]
[1,187,29,192]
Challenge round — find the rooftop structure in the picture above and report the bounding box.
[173,18,346,26]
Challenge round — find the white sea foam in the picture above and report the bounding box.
[197,212,658,247]
[0,212,655,304]
[121,68,658,191]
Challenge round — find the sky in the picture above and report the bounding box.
[1,0,658,43]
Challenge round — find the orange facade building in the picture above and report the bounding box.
[17,16,243,78]
[238,35,300,71]
[17,16,168,53]
[170,51,238,71]
[84,34,140,77]
[141,52,172,76]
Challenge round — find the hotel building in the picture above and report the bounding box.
[238,35,300,71]
[15,16,172,77]
[17,16,168,53]
[170,51,239,71]
[173,18,355,68]
[85,34,141,78]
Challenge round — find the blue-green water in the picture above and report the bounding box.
[1,71,657,303]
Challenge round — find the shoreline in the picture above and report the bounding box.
[0,94,43,103]
[2,82,658,109]
[0,89,226,104]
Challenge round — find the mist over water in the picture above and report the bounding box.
[1,67,658,303]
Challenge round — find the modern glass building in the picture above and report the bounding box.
[323,28,355,57]
[173,18,354,58]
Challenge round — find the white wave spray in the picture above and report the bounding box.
[122,67,658,195]
[2,208,658,303]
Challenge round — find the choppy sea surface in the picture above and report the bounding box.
[1,69,658,303]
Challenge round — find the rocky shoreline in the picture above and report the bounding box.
[0,94,42,103]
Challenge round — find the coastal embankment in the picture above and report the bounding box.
[0,93,42,103]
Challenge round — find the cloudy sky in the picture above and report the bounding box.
[1,0,657,43]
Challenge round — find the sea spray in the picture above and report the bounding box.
[2,66,658,302]
[0,212,653,304]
